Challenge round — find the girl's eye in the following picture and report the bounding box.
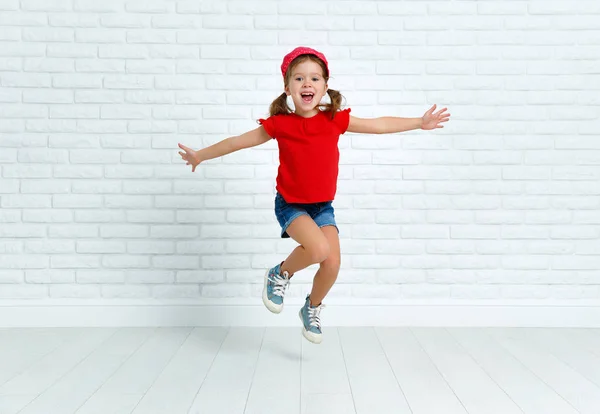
[312,78,320,81]
[295,77,302,81]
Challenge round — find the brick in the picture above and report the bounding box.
[126,30,175,44]
[0,254,47,268]
[228,1,275,14]
[74,0,122,13]
[0,0,18,10]
[254,16,303,30]
[329,2,376,15]
[50,285,101,298]
[23,209,72,222]
[0,211,21,224]
[104,195,153,209]
[177,1,225,14]
[101,285,151,298]
[151,15,200,29]
[27,269,75,283]
[100,225,148,238]
[75,90,125,104]
[25,240,75,254]
[22,28,74,42]
[152,256,198,270]
[201,284,251,298]
[0,27,20,41]
[101,15,150,28]
[49,13,98,27]
[0,12,47,26]
[152,225,198,238]
[126,270,174,284]
[153,285,200,298]
[127,241,175,254]
[125,1,174,13]
[103,255,150,269]
[47,44,97,58]
[99,45,149,59]
[0,285,48,298]
[126,60,174,74]
[53,165,103,178]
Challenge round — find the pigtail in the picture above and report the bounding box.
[269,92,291,117]
[323,89,344,119]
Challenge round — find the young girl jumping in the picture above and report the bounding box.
[178,46,450,344]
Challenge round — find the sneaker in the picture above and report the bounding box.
[262,262,290,314]
[299,295,325,344]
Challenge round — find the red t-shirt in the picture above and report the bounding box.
[259,108,351,204]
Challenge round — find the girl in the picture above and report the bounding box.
[178,46,450,344]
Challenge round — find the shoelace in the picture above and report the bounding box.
[268,272,289,297]
[307,304,325,330]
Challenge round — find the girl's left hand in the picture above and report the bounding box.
[421,104,450,130]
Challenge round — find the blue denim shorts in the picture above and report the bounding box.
[274,192,339,239]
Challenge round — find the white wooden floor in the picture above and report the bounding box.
[1,327,600,414]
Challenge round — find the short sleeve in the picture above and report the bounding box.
[333,108,351,134]
[258,116,277,139]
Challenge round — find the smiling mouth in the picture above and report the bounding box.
[301,92,314,104]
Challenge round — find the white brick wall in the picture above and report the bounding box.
[1,0,600,307]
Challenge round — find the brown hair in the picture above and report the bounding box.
[268,54,344,119]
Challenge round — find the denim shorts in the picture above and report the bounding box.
[274,192,339,239]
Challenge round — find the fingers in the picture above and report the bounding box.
[178,143,192,153]
[178,144,197,171]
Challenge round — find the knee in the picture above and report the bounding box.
[321,255,341,274]
[306,241,330,264]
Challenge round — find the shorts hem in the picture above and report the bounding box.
[280,211,309,238]
[318,223,339,234]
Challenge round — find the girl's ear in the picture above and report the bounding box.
[284,86,290,96]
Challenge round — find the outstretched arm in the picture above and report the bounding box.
[347,104,450,134]
[178,126,271,172]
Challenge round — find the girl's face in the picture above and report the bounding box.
[284,59,328,117]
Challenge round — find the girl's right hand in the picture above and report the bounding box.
[178,143,202,172]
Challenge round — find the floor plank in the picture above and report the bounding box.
[549,328,600,359]
[411,327,523,414]
[0,395,37,414]
[132,327,228,414]
[338,327,411,414]
[0,328,85,387]
[18,328,155,414]
[487,327,600,414]
[301,327,355,414]
[448,328,578,414]
[300,393,357,414]
[376,327,468,414]
[519,328,600,388]
[0,328,117,396]
[244,327,302,414]
[75,327,192,414]
[187,327,264,414]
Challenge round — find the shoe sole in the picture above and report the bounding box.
[298,309,322,344]
[262,269,283,314]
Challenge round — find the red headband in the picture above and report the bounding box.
[280,46,329,78]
